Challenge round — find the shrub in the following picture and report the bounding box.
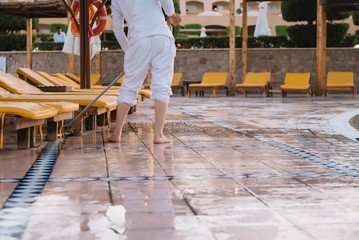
[338,34,358,47]
[36,33,53,42]
[175,36,292,49]
[184,24,202,29]
[101,41,121,50]
[275,25,288,37]
[226,26,241,36]
[287,23,349,47]
[0,15,38,34]
[282,0,350,24]
[0,34,35,51]
[33,42,64,51]
[353,12,359,26]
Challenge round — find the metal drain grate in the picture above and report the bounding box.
[0,141,61,240]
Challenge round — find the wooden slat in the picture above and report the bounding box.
[4,117,44,130]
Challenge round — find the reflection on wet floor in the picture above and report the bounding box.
[1,97,359,240]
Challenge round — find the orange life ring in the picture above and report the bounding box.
[70,0,107,37]
[90,0,107,37]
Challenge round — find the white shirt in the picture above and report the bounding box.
[111,0,175,52]
[54,32,66,43]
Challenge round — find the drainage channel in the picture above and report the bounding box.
[0,141,61,240]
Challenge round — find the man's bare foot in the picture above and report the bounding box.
[108,135,121,143]
[153,136,173,144]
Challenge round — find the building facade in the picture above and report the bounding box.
[179,0,285,33]
[178,0,356,35]
[37,0,356,35]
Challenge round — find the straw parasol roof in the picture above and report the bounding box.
[0,0,67,18]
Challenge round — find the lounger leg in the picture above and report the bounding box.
[72,115,84,136]
[47,122,58,141]
[85,115,96,131]
[18,128,31,149]
[97,113,107,127]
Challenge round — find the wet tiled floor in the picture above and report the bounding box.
[1,96,359,240]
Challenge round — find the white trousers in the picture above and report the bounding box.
[118,35,176,106]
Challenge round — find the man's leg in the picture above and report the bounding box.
[108,38,152,143]
[108,103,131,143]
[150,36,176,144]
[153,100,173,144]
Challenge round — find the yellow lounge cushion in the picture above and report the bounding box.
[43,102,80,113]
[282,73,310,85]
[17,68,55,86]
[138,89,152,99]
[189,83,225,87]
[66,72,81,83]
[237,83,267,87]
[200,72,228,85]
[65,73,101,86]
[37,71,77,88]
[0,72,43,94]
[237,72,271,86]
[172,73,183,86]
[280,84,310,90]
[0,102,58,119]
[326,72,355,87]
[0,86,10,95]
[0,94,118,109]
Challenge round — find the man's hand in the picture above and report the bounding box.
[168,13,182,26]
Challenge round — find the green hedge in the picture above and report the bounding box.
[287,23,349,47]
[36,33,54,42]
[184,24,202,29]
[101,41,121,50]
[338,34,358,47]
[0,34,36,51]
[353,12,359,26]
[275,25,288,37]
[175,36,293,49]
[226,26,241,36]
[33,42,64,51]
[0,16,38,34]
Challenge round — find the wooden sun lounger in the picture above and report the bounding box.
[236,72,271,97]
[325,71,357,98]
[0,71,118,134]
[188,72,228,97]
[0,100,78,149]
[280,72,312,97]
[15,68,151,102]
[171,73,184,96]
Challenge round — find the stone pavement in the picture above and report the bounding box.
[1,96,359,240]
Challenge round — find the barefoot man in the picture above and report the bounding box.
[109,0,181,144]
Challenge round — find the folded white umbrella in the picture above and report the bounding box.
[254,2,272,37]
[62,22,101,60]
